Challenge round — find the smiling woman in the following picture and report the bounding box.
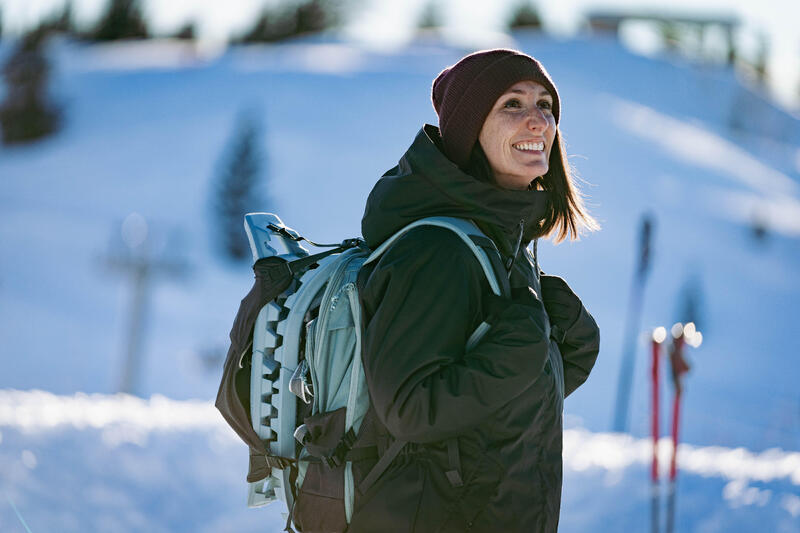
[335,49,602,533]
[478,80,557,190]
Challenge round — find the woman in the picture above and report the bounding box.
[350,49,600,533]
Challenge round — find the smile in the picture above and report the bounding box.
[512,141,544,152]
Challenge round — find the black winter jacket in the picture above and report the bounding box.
[347,125,600,532]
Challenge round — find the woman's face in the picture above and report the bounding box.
[478,80,557,190]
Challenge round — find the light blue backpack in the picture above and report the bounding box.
[239,213,505,530]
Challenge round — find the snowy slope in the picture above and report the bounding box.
[1,391,798,532]
[1,30,799,514]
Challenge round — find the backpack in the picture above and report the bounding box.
[215,212,508,532]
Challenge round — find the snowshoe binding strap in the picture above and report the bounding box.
[266,222,366,250]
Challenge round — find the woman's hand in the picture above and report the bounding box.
[539,274,600,397]
[539,275,582,341]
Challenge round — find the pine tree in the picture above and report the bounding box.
[90,0,149,41]
[238,8,294,43]
[417,0,443,31]
[0,29,61,145]
[211,113,268,263]
[236,0,341,44]
[507,1,542,31]
[172,22,196,41]
[41,1,75,35]
[295,0,334,36]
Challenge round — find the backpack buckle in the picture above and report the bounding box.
[324,428,357,468]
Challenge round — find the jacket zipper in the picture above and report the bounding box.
[505,219,525,279]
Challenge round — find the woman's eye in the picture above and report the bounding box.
[538,100,552,110]
[503,98,522,109]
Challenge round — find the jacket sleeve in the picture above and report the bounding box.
[360,226,551,443]
[559,305,600,398]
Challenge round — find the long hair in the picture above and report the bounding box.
[465,128,599,243]
[538,130,599,243]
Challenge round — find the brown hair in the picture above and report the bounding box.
[465,130,599,243]
[536,130,599,243]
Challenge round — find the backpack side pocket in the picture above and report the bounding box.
[292,408,349,532]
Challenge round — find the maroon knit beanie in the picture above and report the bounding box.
[431,48,560,168]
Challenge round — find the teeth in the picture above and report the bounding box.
[514,142,544,151]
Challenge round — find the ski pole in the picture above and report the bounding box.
[650,327,666,533]
[666,323,692,533]
[666,389,681,533]
[613,214,655,433]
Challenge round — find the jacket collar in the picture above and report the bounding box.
[362,125,548,257]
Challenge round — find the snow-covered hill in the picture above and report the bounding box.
[1,33,799,530]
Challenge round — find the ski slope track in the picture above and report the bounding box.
[1,34,799,530]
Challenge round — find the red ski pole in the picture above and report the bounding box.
[650,327,667,533]
[666,323,693,533]
[651,331,662,483]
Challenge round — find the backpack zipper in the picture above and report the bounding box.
[343,282,365,524]
[311,248,360,414]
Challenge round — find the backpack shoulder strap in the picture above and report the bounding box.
[363,216,506,297]
[357,217,508,496]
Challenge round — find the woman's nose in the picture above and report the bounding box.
[526,108,549,131]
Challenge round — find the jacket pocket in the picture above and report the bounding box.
[453,453,505,528]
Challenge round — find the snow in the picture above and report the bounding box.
[1,33,799,530]
[1,391,798,532]
[613,97,798,198]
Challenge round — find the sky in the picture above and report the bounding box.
[0,0,798,111]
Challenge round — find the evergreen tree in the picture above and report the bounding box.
[417,0,443,31]
[507,1,542,31]
[295,0,336,36]
[90,0,149,41]
[172,22,196,41]
[0,29,61,145]
[237,8,294,43]
[41,1,75,35]
[211,113,268,263]
[236,0,341,44]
